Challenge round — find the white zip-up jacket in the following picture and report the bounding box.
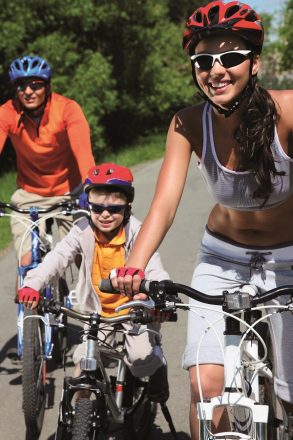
[24,215,169,313]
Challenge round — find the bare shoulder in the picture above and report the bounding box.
[170,102,205,151]
[176,102,204,126]
[269,89,293,123]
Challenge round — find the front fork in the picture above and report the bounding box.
[17,303,24,358]
[198,398,268,440]
[17,285,55,359]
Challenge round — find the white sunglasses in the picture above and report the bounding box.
[191,50,251,71]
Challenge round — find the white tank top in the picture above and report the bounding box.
[197,103,293,211]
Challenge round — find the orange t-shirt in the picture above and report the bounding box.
[0,93,95,196]
[91,227,130,317]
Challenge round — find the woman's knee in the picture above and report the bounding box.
[189,364,224,402]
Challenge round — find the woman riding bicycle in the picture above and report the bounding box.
[110,2,293,439]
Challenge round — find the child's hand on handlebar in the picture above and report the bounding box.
[18,287,40,309]
[110,267,146,298]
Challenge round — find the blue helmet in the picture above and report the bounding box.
[9,56,51,82]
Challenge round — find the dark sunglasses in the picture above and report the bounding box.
[16,80,46,92]
[88,203,127,214]
[191,50,251,71]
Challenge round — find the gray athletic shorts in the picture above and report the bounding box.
[182,227,293,403]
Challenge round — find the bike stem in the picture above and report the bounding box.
[224,316,242,392]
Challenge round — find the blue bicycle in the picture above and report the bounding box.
[0,200,81,439]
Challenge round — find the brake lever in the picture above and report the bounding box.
[40,298,62,315]
[115,298,156,313]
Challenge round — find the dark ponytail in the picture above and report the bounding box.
[235,83,282,204]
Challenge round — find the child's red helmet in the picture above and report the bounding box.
[183,1,264,54]
[84,163,134,202]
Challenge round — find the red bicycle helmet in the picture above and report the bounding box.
[183,1,264,54]
[84,163,134,202]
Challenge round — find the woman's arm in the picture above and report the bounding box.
[117,114,193,295]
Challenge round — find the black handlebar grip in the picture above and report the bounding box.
[99,279,119,293]
[99,278,151,294]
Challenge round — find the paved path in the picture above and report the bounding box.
[0,158,214,440]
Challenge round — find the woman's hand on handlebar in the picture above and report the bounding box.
[110,267,146,298]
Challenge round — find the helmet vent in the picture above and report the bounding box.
[225,5,240,18]
[23,60,29,71]
[93,169,99,175]
[209,6,219,24]
[107,168,114,175]
[240,8,249,16]
[246,11,258,22]
[195,11,202,23]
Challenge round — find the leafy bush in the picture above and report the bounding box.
[0,0,198,171]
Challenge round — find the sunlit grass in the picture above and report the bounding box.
[105,133,166,166]
[0,171,17,250]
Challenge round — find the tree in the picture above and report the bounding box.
[0,0,210,171]
[279,0,293,71]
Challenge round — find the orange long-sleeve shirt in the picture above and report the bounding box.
[0,92,95,196]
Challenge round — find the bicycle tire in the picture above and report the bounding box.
[55,421,72,440]
[22,308,46,438]
[51,277,69,364]
[71,398,94,440]
[123,369,157,440]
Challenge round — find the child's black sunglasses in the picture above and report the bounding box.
[88,203,127,214]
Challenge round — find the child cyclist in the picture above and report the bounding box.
[110,2,293,439]
[18,162,170,403]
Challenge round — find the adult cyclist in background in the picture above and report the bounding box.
[110,2,293,439]
[0,55,95,267]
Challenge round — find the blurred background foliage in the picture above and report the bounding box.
[0,0,292,174]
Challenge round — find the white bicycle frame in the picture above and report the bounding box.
[185,288,288,440]
[197,331,269,440]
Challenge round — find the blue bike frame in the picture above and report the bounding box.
[17,207,55,359]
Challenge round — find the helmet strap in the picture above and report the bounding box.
[191,58,256,118]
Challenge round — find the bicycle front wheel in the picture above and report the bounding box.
[123,370,157,440]
[71,398,95,440]
[22,308,46,438]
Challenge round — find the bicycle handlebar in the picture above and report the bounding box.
[99,279,293,310]
[41,299,159,326]
[0,200,82,215]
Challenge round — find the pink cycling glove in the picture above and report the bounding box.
[18,287,40,304]
[115,267,145,279]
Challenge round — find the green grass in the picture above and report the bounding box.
[104,132,166,166]
[0,132,166,251]
[0,171,17,250]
